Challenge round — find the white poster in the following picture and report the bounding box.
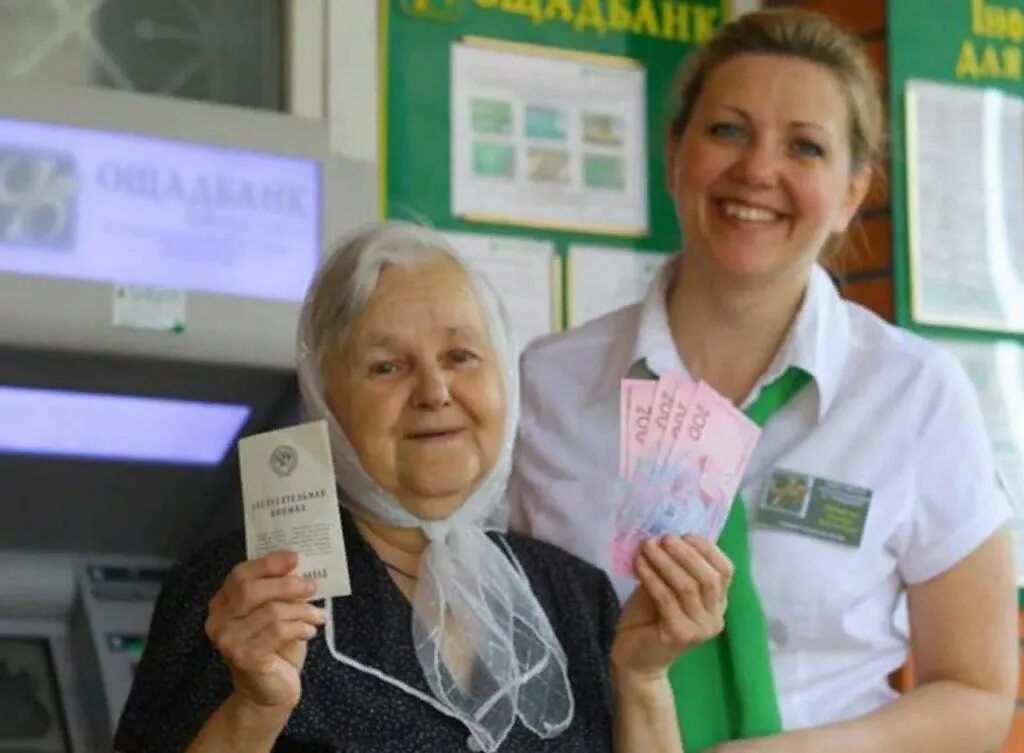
[938,338,1024,583]
[906,80,1024,333]
[568,244,668,327]
[451,39,648,236]
[443,230,558,352]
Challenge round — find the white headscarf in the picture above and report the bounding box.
[295,223,574,752]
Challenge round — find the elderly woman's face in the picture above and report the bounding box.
[324,253,506,520]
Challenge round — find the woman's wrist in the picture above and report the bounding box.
[186,692,294,753]
[612,664,672,702]
[222,692,294,747]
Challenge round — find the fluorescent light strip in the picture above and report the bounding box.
[0,386,251,466]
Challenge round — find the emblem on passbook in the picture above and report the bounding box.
[270,445,298,477]
[0,147,78,249]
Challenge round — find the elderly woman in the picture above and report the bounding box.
[113,222,733,753]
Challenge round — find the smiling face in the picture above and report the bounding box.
[322,253,506,521]
[667,53,870,286]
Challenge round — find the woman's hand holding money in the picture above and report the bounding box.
[612,534,734,679]
[205,550,327,713]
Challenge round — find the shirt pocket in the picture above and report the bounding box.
[750,471,910,652]
[752,530,862,650]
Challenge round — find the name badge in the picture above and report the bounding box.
[756,468,871,548]
[239,420,352,598]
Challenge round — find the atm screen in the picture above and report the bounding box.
[0,637,71,752]
[0,115,321,302]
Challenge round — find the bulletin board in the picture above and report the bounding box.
[888,0,1024,342]
[888,0,1024,592]
[379,0,728,328]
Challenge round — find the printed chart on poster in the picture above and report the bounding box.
[567,244,667,327]
[450,38,648,236]
[938,338,1024,582]
[906,80,1024,334]
[442,230,559,352]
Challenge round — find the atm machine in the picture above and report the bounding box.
[0,79,375,752]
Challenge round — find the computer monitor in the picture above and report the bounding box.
[0,78,375,370]
[0,115,322,302]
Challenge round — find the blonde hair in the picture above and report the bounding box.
[670,9,885,174]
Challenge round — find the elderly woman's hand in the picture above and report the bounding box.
[205,550,326,712]
[612,535,733,679]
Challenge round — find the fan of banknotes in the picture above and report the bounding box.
[612,371,761,578]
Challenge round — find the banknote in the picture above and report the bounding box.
[634,371,685,480]
[654,376,698,472]
[621,372,697,480]
[667,382,760,540]
[614,375,761,575]
[611,456,710,577]
[619,379,657,478]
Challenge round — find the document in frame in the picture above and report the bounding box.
[906,80,1024,334]
[568,244,667,327]
[238,420,351,598]
[442,230,559,352]
[450,38,648,236]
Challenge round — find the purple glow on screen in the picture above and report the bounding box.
[0,386,251,465]
[0,116,320,301]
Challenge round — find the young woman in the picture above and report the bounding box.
[509,10,1017,753]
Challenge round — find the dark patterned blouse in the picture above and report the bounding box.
[114,509,620,753]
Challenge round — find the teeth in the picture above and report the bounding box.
[722,201,777,222]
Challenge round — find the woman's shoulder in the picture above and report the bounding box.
[520,305,641,390]
[843,299,951,370]
[839,299,976,398]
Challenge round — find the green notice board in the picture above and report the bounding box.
[888,0,1024,342]
[380,0,727,321]
[889,1,1024,603]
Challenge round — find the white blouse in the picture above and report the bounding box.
[507,263,1012,730]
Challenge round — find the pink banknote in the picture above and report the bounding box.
[619,379,657,479]
[620,372,697,481]
[664,381,760,541]
[614,376,761,576]
[653,377,698,472]
[634,371,684,480]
